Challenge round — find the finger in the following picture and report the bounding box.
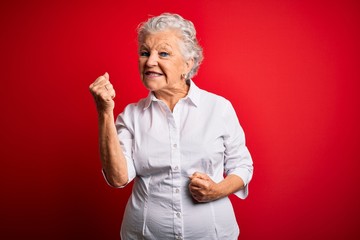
[188,187,200,198]
[189,181,201,190]
[191,173,210,183]
[189,187,205,200]
[93,75,106,85]
[104,72,109,81]
[194,196,207,203]
[104,83,116,99]
[109,88,116,99]
[91,81,112,96]
[189,178,207,188]
[189,185,211,202]
[189,181,201,193]
[191,172,208,179]
[189,172,199,180]
[93,73,110,86]
[105,83,114,91]
[99,91,114,102]
[90,82,107,96]
[90,82,114,100]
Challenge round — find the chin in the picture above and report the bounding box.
[142,79,164,91]
[142,81,158,91]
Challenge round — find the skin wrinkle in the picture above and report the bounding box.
[138,29,193,111]
[137,30,246,203]
[89,13,253,239]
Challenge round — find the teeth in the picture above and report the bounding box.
[146,72,162,76]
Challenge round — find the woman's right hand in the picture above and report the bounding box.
[89,72,116,113]
[89,73,128,187]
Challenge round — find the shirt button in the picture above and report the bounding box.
[174,166,179,171]
[176,212,181,218]
[175,188,180,193]
[173,143,177,148]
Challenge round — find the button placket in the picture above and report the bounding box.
[168,103,184,239]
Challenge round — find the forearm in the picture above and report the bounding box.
[189,172,245,202]
[216,174,245,198]
[98,111,128,187]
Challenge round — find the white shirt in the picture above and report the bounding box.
[111,80,253,239]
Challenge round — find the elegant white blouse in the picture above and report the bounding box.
[110,80,253,239]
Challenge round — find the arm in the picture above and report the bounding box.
[89,73,128,187]
[189,172,245,202]
[189,100,253,202]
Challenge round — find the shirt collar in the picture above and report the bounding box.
[184,79,200,107]
[143,79,200,110]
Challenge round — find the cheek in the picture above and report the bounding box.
[138,60,146,73]
[138,59,143,68]
[167,60,183,74]
[176,59,187,72]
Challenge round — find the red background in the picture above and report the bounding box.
[1,0,359,239]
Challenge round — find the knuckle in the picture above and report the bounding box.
[98,92,107,100]
[89,83,96,91]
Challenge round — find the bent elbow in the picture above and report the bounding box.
[102,170,128,188]
[108,178,128,188]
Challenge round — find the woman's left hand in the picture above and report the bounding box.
[188,172,222,202]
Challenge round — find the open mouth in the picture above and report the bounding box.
[145,71,163,77]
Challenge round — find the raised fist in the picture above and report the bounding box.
[89,72,116,113]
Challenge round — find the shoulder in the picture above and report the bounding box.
[122,97,148,113]
[116,96,149,124]
[197,87,232,109]
[194,85,238,122]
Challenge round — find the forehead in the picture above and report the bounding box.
[141,30,182,49]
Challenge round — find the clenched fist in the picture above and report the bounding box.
[188,172,221,203]
[89,72,116,113]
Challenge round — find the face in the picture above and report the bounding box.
[138,30,194,93]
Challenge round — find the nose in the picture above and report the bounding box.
[146,52,158,67]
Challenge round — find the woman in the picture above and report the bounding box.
[89,13,253,239]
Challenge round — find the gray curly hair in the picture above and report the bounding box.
[137,13,204,79]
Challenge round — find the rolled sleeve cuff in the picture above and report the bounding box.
[228,168,253,199]
[101,157,136,188]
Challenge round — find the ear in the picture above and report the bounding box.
[185,58,194,74]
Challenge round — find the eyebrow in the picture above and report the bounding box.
[139,44,149,50]
[139,42,173,51]
[158,43,173,50]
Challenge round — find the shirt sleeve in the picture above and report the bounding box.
[101,106,137,188]
[222,100,254,199]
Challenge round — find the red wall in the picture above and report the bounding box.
[1,0,359,239]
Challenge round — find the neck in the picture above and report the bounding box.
[154,81,189,111]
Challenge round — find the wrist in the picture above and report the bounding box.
[97,110,114,122]
[215,182,229,199]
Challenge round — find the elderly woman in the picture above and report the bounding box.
[89,13,253,239]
